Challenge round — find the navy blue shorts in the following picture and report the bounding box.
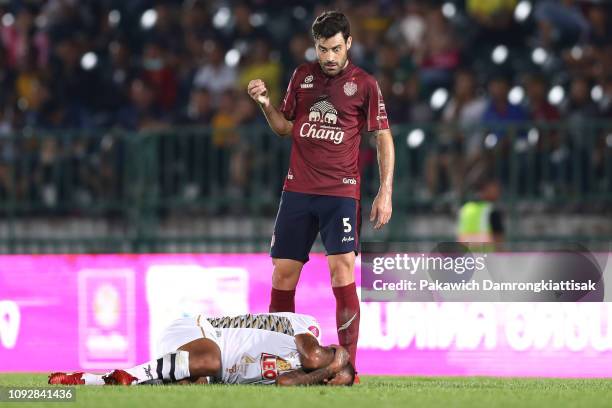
[270,191,360,263]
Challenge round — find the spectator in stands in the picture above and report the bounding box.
[598,75,612,118]
[193,40,237,101]
[525,73,560,121]
[14,46,45,115]
[179,87,215,126]
[426,69,487,196]
[140,41,178,113]
[117,78,167,131]
[416,7,460,89]
[223,2,270,50]
[238,38,282,107]
[534,0,589,48]
[562,76,599,121]
[482,74,529,134]
[100,40,135,121]
[1,5,49,69]
[402,73,434,123]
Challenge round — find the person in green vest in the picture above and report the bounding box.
[457,177,504,249]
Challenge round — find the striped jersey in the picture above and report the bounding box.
[209,312,321,384]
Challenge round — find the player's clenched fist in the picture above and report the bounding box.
[247,79,270,107]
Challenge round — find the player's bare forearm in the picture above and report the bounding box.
[376,129,395,194]
[370,129,395,229]
[276,343,348,386]
[275,366,334,386]
[260,103,294,137]
[294,334,335,370]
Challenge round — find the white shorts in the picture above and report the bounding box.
[157,315,221,356]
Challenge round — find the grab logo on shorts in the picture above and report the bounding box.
[299,100,344,145]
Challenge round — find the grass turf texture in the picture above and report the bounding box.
[1,374,612,408]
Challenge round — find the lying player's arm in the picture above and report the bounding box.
[370,128,394,230]
[276,335,349,386]
[247,79,293,137]
[276,366,334,386]
[294,333,336,370]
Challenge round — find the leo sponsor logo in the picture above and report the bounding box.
[261,353,278,380]
[261,353,292,380]
[0,300,20,349]
[299,100,344,145]
[342,177,357,185]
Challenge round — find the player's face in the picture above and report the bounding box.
[315,32,352,76]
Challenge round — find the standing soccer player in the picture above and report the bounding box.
[247,11,395,369]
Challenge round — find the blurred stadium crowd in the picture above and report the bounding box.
[0,0,610,210]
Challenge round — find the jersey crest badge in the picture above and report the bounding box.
[343,81,357,96]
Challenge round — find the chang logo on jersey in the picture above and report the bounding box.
[300,100,344,145]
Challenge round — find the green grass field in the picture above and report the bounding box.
[1,374,612,408]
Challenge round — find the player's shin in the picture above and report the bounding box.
[333,282,360,367]
[124,351,191,384]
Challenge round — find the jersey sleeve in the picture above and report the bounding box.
[365,77,390,132]
[275,312,322,343]
[279,67,300,121]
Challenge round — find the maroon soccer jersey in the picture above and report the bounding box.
[279,61,389,200]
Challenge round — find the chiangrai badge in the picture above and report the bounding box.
[343,81,357,96]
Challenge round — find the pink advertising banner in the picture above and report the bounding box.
[1,254,612,377]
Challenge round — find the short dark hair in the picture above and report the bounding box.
[312,11,350,41]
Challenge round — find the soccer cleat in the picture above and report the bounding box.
[102,369,138,385]
[48,372,85,385]
[353,374,361,384]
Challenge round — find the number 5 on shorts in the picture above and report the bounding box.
[342,217,352,233]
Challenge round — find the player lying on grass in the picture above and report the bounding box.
[49,312,355,386]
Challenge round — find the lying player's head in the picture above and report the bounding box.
[311,11,352,76]
[325,362,356,386]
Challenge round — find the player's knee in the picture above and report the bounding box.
[272,259,301,287]
[329,258,354,287]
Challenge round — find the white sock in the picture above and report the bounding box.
[125,351,190,384]
[82,373,105,385]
